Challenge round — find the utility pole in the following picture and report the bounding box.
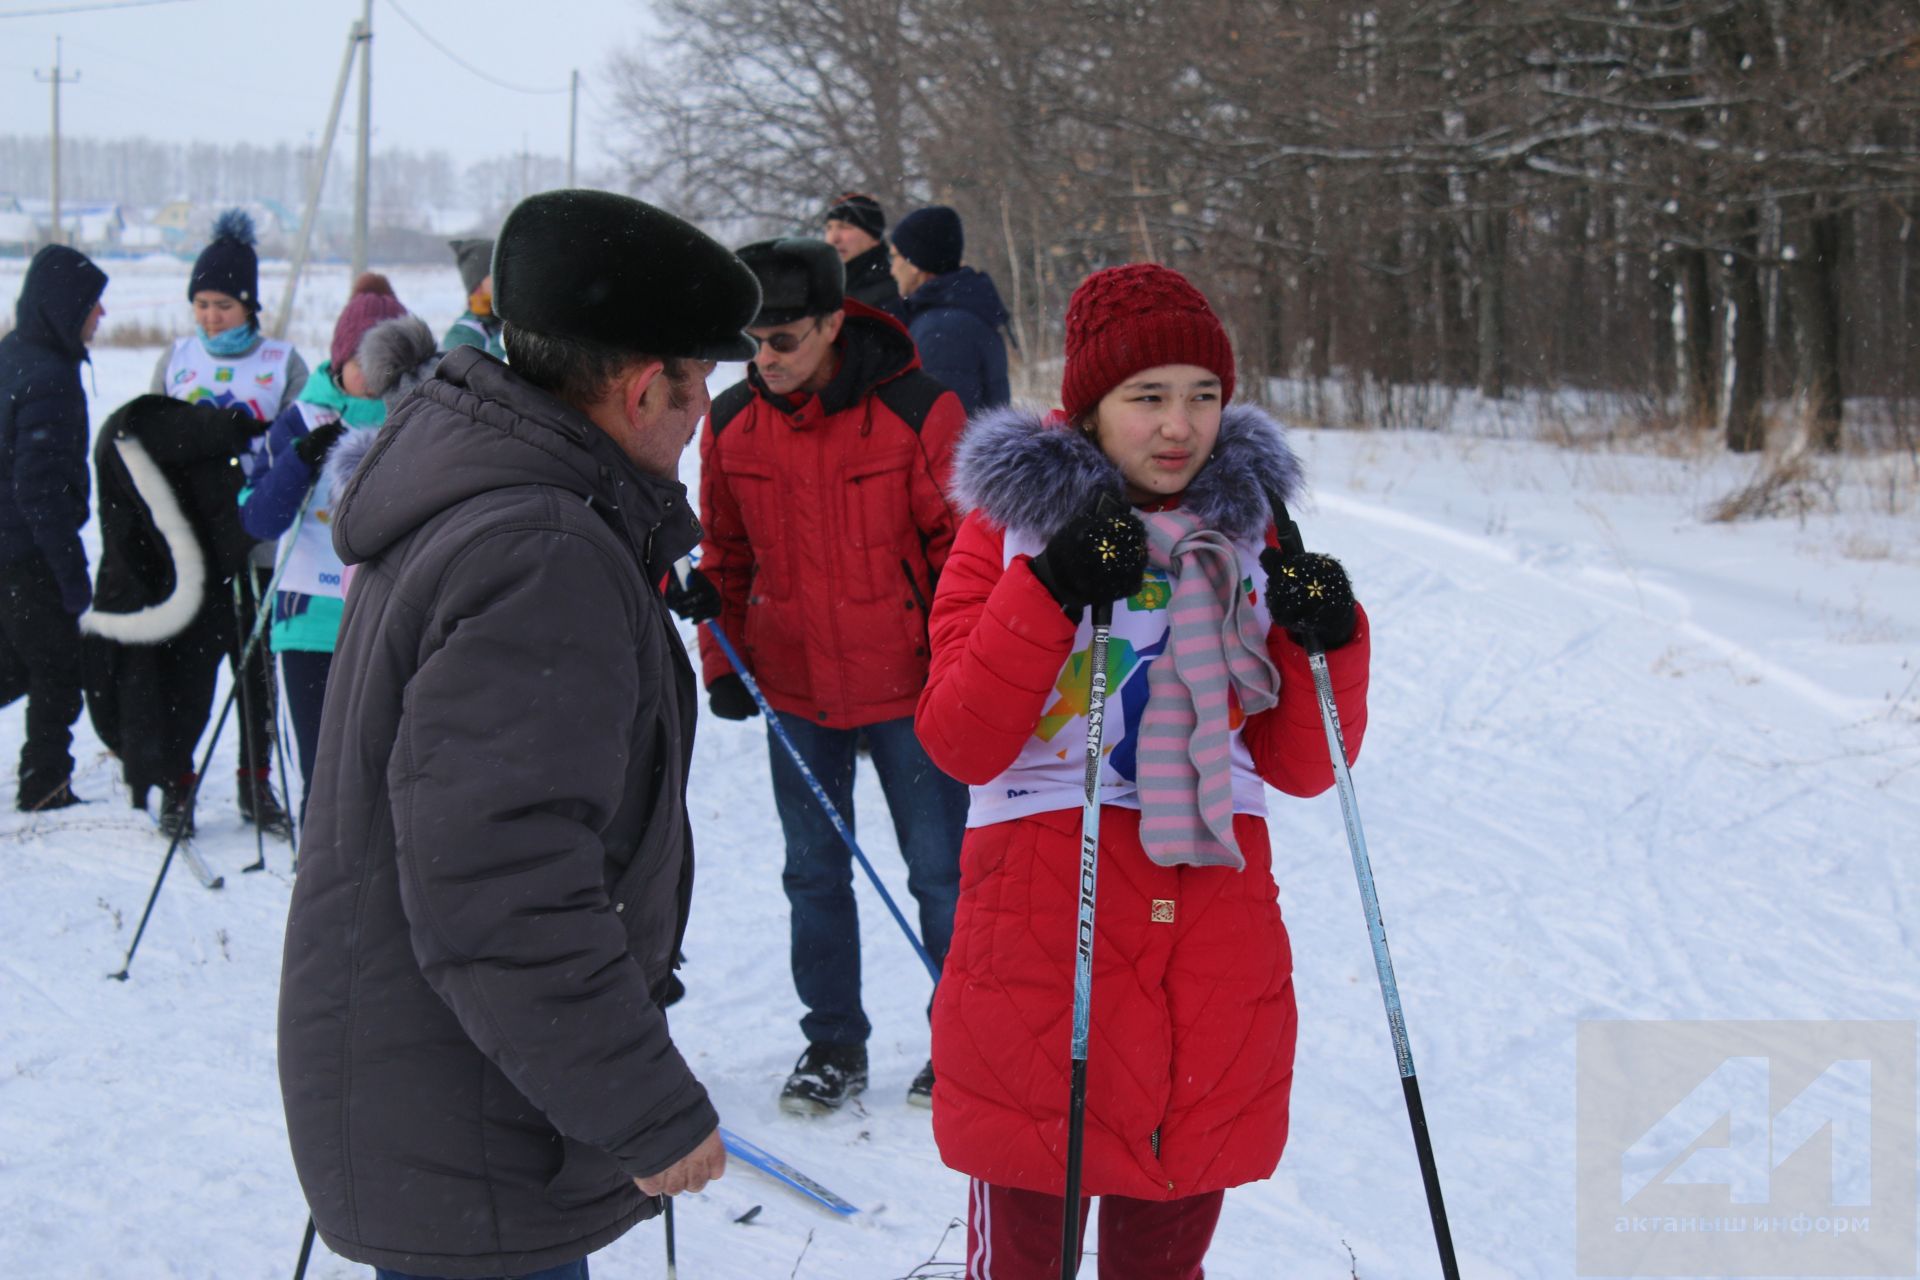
[35,38,80,249]
[566,69,579,188]
[351,0,372,277]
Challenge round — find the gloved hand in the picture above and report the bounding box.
[1027,498,1149,620]
[707,673,760,720]
[212,405,270,452]
[294,421,347,470]
[664,566,722,624]
[1260,548,1357,651]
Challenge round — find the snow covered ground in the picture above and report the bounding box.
[2,283,1918,1277]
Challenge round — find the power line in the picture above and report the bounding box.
[0,0,193,18]
[382,0,568,96]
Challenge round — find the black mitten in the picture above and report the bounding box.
[707,673,760,720]
[294,422,347,470]
[214,405,270,452]
[1260,548,1357,651]
[1028,500,1150,620]
[664,566,722,624]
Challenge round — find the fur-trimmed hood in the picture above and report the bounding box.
[950,402,1304,543]
[357,314,439,412]
[320,421,380,504]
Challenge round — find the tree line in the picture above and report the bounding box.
[612,0,1920,450]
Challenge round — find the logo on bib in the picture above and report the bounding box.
[214,367,234,383]
[1151,900,1175,923]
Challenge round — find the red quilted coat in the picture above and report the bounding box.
[697,302,965,728]
[915,403,1372,1200]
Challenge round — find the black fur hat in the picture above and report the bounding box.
[493,190,760,362]
[735,238,845,327]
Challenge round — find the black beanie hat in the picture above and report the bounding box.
[448,237,494,296]
[822,191,886,241]
[189,208,260,312]
[493,189,760,362]
[736,238,845,327]
[890,205,964,275]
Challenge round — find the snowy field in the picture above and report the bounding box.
[3,266,1919,1278]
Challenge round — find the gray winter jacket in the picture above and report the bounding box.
[277,345,713,1277]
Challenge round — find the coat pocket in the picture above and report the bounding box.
[546,1135,634,1210]
[724,458,788,601]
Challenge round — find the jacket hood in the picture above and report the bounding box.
[332,345,696,573]
[320,420,380,504]
[951,402,1304,543]
[906,266,1008,331]
[746,298,920,418]
[356,314,440,410]
[13,245,107,361]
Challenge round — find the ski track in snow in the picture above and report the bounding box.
[1,330,1916,1277]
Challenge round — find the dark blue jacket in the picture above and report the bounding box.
[0,245,107,602]
[902,266,1010,417]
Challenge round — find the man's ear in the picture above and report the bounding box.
[821,310,846,343]
[620,358,668,424]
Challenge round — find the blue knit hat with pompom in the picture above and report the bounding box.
[189,208,260,312]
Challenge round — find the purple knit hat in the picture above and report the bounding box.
[331,273,408,370]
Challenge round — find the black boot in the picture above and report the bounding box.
[907,1058,935,1110]
[158,776,196,840]
[17,773,82,813]
[779,1042,868,1116]
[237,769,293,841]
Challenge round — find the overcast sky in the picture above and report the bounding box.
[1,0,651,170]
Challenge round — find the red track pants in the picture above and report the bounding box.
[964,1178,1225,1279]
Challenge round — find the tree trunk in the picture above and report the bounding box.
[1784,204,1846,452]
[1725,210,1767,453]
[1473,188,1507,400]
[1678,247,1718,426]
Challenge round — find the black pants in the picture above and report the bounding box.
[279,648,332,820]
[0,556,84,793]
[228,566,277,780]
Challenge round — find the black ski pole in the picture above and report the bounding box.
[291,1216,315,1280]
[233,574,267,873]
[108,679,240,981]
[663,1196,678,1280]
[1058,594,1115,1280]
[1266,490,1461,1280]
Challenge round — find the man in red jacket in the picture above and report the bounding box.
[685,237,967,1114]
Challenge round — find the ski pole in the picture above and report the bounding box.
[1266,491,1461,1280]
[1058,596,1114,1280]
[680,566,939,983]
[233,573,268,873]
[109,673,241,980]
[663,1196,678,1279]
[291,1216,315,1279]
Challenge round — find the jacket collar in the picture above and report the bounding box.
[746,301,919,423]
[950,401,1305,543]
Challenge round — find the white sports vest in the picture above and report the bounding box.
[275,402,353,600]
[163,334,296,424]
[963,526,1277,830]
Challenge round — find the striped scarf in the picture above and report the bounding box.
[1134,507,1282,869]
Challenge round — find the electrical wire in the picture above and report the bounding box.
[382,0,569,96]
[0,0,193,18]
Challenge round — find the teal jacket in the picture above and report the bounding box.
[441,311,505,360]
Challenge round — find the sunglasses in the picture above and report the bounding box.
[754,317,824,355]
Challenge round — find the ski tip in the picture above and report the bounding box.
[241,861,266,874]
[106,969,129,982]
[208,876,226,890]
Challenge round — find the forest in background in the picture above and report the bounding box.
[615,0,1920,452]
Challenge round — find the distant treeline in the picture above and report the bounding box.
[1,134,575,235]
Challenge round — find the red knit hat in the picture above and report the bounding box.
[1059,264,1235,421]
[331,272,408,371]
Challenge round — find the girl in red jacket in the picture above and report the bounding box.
[915,264,1371,1278]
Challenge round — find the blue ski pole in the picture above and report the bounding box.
[1266,491,1460,1280]
[684,574,939,983]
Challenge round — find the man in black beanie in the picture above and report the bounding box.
[889,204,1012,417]
[822,191,904,319]
[279,190,757,1280]
[673,236,967,1116]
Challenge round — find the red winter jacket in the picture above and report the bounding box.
[915,403,1372,1200]
[697,304,965,729]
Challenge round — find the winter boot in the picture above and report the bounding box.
[17,773,82,813]
[907,1059,935,1110]
[779,1042,868,1116]
[237,768,293,841]
[157,775,197,841]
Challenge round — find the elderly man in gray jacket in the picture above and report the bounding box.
[277,191,760,1280]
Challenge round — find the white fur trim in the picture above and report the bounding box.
[78,436,208,645]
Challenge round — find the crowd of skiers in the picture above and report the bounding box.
[2,185,1370,1280]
